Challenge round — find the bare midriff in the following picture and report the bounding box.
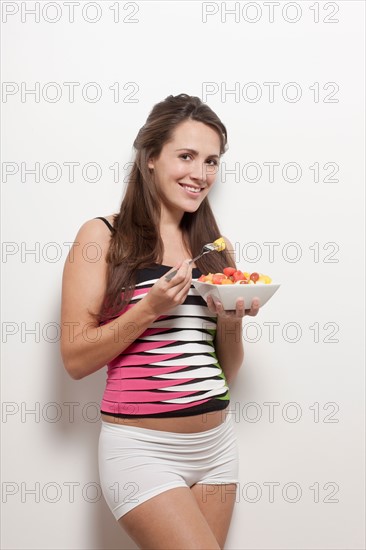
[101,409,228,433]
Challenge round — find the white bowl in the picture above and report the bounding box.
[192,280,281,310]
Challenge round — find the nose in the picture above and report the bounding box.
[189,160,209,184]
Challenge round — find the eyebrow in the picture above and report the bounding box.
[175,148,220,159]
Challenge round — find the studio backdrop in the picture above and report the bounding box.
[1,1,365,549]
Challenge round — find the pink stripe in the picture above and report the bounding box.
[106,364,188,379]
[102,389,197,403]
[101,398,210,415]
[106,378,194,391]
[142,328,172,336]
[109,352,182,368]
[131,288,150,297]
[120,340,176,354]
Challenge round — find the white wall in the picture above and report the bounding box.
[1,1,365,548]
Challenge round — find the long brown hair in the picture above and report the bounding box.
[91,93,236,325]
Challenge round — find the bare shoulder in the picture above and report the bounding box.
[95,214,117,230]
[76,215,117,248]
[83,214,116,233]
[60,216,116,333]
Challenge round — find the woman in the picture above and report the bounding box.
[61,93,260,550]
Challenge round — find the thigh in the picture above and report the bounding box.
[118,486,221,550]
[191,483,237,549]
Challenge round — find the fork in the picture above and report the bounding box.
[165,241,221,281]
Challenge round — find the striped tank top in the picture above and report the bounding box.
[95,217,230,418]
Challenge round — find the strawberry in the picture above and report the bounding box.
[232,270,245,282]
[223,267,236,277]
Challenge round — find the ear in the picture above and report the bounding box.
[148,157,154,170]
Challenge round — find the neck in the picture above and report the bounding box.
[159,205,184,234]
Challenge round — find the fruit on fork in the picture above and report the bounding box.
[165,237,226,281]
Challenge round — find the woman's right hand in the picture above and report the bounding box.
[142,260,193,317]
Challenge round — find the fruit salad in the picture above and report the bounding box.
[198,267,272,285]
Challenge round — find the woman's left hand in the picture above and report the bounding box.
[206,295,260,320]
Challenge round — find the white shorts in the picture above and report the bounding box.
[98,414,239,520]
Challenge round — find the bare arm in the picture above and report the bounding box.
[60,219,193,380]
[214,317,244,386]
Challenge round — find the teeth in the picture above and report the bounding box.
[182,185,200,193]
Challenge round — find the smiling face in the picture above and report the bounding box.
[147,119,222,224]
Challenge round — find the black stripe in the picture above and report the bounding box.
[136,266,202,284]
[100,399,230,418]
[134,328,215,338]
[94,216,115,232]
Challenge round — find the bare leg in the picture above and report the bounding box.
[190,483,237,549]
[118,486,221,550]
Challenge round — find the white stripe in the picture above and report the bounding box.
[159,379,226,392]
[150,355,217,367]
[135,278,159,287]
[162,304,211,317]
[134,281,202,291]
[131,286,209,301]
[141,330,214,342]
[145,342,215,354]
[131,292,148,301]
[152,318,216,329]
[162,387,228,404]
[154,366,221,379]
[132,302,213,319]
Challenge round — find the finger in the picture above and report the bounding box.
[247,298,260,316]
[181,258,192,276]
[236,298,245,318]
[212,298,227,316]
[164,262,183,282]
[166,261,191,288]
[180,260,193,285]
[206,295,218,313]
[172,259,191,279]
[175,276,194,304]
